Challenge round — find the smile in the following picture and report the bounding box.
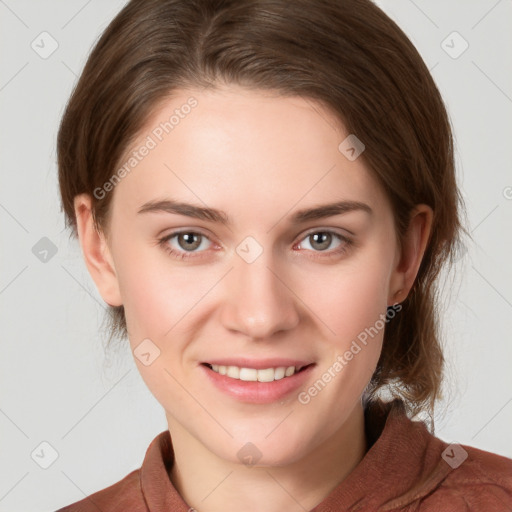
[201,362,316,404]
[203,363,309,382]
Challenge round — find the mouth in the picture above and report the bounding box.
[200,361,316,404]
[201,362,314,382]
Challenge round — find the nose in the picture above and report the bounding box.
[219,251,300,339]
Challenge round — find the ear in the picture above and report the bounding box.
[388,204,433,305]
[74,193,123,307]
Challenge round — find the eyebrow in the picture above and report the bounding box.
[137,198,372,225]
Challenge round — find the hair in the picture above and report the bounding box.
[57,0,465,422]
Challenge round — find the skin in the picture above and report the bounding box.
[74,85,433,512]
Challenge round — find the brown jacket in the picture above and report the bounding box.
[56,400,512,511]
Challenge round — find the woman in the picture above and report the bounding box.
[56,0,512,510]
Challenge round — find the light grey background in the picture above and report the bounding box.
[1,1,511,510]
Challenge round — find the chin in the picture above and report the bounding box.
[214,432,311,468]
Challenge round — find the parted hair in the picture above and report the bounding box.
[57,0,464,422]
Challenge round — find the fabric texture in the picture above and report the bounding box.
[55,399,512,511]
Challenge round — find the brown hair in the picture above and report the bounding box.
[57,0,465,421]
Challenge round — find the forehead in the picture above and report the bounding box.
[112,86,387,219]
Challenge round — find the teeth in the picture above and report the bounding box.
[285,366,295,377]
[209,364,300,381]
[274,367,285,380]
[227,366,239,379]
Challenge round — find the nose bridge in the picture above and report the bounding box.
[220,244,300,338]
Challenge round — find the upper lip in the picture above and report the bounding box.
[202,358,315,370]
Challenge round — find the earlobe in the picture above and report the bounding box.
[74,194,123,307]
[388,205,433,306]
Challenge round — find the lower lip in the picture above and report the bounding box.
[200,363,315,404]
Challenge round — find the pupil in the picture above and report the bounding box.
[179,233,201,251]
[312,232,330,251]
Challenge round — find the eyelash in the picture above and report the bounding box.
[157,229,353,261]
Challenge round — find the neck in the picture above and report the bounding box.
[167,403,367,512]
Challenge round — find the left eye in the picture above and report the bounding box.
[163,232,211,253]
[297,231,345,252]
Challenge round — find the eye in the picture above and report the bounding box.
[158,231,213,260]
[295,230,352,257]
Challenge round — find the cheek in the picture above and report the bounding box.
[120,265,201,341]
[296,246,394,397]
[111,238,190,340]
[114,253,207,403]
[303,259,392,343]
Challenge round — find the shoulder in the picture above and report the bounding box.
[55,469,146,512]
[366,400,512,511]
[418,443,512,511]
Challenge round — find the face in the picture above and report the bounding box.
[93,85,405,466]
